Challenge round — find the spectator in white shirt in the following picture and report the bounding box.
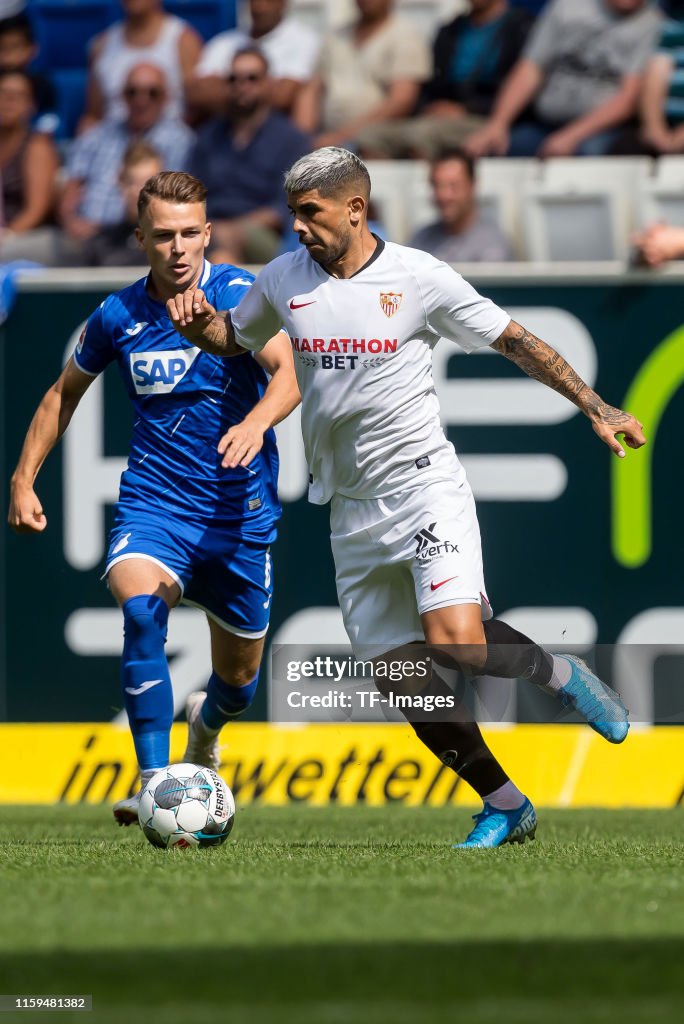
[83,0,201,129]
[187,0,320,118]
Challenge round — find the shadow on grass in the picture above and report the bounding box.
[0,937,682,1018]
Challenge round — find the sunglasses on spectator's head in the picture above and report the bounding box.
[124,85,163,99]
[227,72,262,84]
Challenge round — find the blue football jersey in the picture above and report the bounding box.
[73,260,280,536]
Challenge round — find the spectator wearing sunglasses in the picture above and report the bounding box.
[82,0,201,130]
[59,63,194,245]
[186,47,310,264]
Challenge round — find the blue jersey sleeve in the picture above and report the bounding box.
[72,301,115,376]
[211,265,255,312]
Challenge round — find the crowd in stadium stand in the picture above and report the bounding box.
[2,0,684,267]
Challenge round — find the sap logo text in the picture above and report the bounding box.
[129,347,200,395]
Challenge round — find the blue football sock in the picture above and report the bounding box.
[201,671,258,731]
[121,594,174,772]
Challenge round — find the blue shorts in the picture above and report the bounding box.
[104,507,273,638]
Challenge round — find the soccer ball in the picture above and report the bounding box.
[138,763,235,849]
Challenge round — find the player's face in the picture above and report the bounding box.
[430,159,475,229]
[287,189,355,266]
[136,198,211,298]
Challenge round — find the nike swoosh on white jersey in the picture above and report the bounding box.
[125,321,149,336]
[124,679,164,696]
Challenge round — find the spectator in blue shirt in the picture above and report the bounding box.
[187,46,310,264]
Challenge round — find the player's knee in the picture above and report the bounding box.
[428,638,487,675]
[122,595,169,658]
[212,652,261,690]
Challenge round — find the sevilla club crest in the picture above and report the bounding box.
[380,292,402,317]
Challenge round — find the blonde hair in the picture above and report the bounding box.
[137,171,207,218]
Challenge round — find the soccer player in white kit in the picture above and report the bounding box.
[167,149,646,848]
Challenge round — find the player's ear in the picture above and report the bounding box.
[204,220,212,249]
[348,195,365,227]
[134,226,145,250]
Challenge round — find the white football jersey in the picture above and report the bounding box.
[232,239,510,504]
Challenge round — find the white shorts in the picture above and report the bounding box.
[330,472,492,658]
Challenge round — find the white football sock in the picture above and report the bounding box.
[540,655,574,694]
[484,780,526,810]
[194,711,221,738]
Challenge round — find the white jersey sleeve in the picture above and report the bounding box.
[231,262,283,353]
[413,253,511,352]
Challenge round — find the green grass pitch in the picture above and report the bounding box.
[0,806,682,1024]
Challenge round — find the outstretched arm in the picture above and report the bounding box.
[166,287,244,356]
[218,332,300,469]
[492,320,646,457]
[9,358,95,533]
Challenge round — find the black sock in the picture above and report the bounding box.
[482,618,553,687]
[372,658,508,796]
[411,719,509,797]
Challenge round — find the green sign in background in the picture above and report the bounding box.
[1,273,682,722]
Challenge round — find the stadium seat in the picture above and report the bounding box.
[27,1,118,72]
[540,156,652,194]
[636,157,684,228]
[649,156,684,188]
[164,0,237,41]
[520,156,655,260]
[365,160,414,244]
[51,67,89,140]
[521,158,653,262]
[521,186,630,261]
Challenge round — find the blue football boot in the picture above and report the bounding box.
[556,655,629,744]
[453,797,537,849]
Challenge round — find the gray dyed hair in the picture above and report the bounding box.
[284,147,371,198]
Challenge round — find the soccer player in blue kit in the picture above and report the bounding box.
[8,172,299,824]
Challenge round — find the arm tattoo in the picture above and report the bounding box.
[190,312,243,357]
[492,321,589,402]
[492,321,632,425]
